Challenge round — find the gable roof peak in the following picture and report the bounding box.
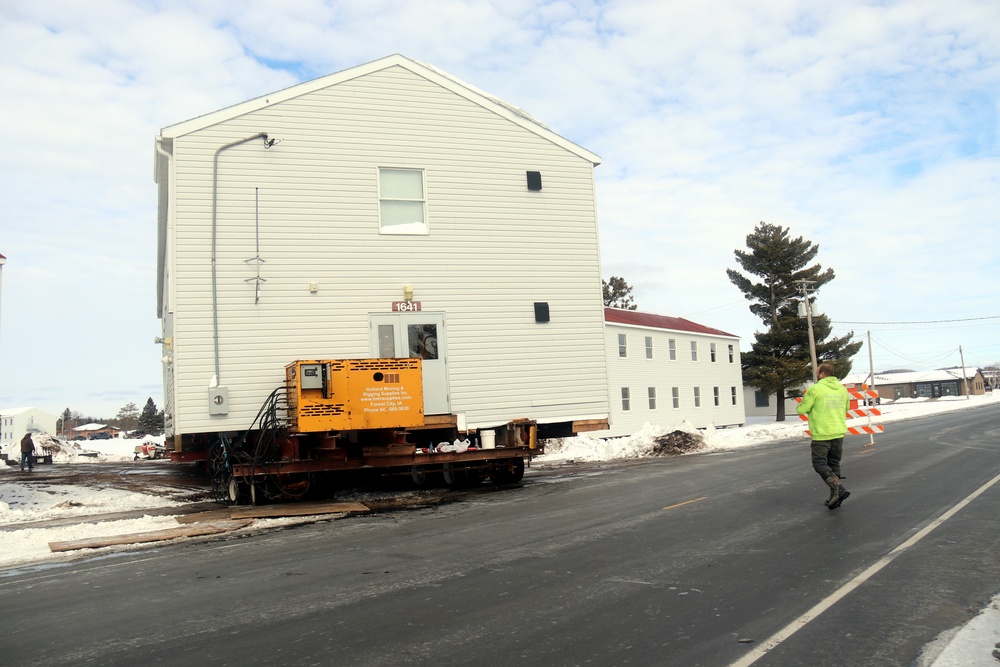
[159,54,600,165]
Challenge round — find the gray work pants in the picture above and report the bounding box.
[811,438,844,480]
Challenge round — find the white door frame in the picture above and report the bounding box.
[369,312,450,416]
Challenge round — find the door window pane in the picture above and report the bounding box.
[377,324,396,357]
[408,323,438,360]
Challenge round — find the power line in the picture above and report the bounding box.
[833,315,1000,325]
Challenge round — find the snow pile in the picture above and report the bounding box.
[1,433,166,464]
[0,483,183,525]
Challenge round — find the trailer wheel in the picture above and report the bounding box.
[489,457,525,485]
[226,476,249,505]
[249,481,265,506]
[410,465,442,489]
[442,462,468,488]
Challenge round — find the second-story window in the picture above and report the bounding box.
[379,167,426,235]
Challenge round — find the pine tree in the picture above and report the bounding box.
[59,407,73,438]
[603,276,637,310]
[728,222,862,420]
[138,398,162,435]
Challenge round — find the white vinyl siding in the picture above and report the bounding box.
[160,62,609,435]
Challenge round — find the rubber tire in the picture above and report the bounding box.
[489,458,525,485]
[226,476,248,505]
[442,462,468,488]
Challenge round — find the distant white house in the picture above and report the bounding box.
[0,407,58,446]
[599,308,745,438]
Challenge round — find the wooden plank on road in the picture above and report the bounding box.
[227,501,370,520]
[49,519,253,553]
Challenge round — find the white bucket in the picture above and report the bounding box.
[480,429,495,449]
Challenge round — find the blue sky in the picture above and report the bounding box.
[1,0,998,418]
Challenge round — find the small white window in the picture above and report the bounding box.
[728,344,735,363]
[672,387,680,408]
[691,341,698,361]
[621,387,631,411]
[379,168,426,234]
[645,336,653,359]
[618,333,627,358]
[648,387,656,409]
[710,343,717,362]
[713,386,720,406]
[694,387,701,407]
[731,386,737,405]
[669,339,676,361]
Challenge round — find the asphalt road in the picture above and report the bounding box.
[2,404,999,666]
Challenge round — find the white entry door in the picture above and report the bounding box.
[370,312,450,416]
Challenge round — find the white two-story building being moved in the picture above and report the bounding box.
[153,54,611,496]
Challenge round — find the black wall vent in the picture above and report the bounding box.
[534,302,550,323]
[526,171,542,191]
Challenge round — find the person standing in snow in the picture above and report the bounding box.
[20,432,35,472]
[797,362,851,509]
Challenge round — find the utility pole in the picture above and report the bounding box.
[795,279,819,381]
[0,252,6,345]
[959,345,969,399]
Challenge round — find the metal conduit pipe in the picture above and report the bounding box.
[211,133,276,385]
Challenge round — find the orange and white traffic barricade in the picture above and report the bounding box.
[797,385,883,446]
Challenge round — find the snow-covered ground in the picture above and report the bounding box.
[1,393,998,664]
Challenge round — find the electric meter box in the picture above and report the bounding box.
[300,363,324,390]
[285,358,424,432]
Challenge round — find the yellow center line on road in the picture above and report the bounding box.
[662,497,708,511]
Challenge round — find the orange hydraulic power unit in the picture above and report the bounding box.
[285,358,425,433]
